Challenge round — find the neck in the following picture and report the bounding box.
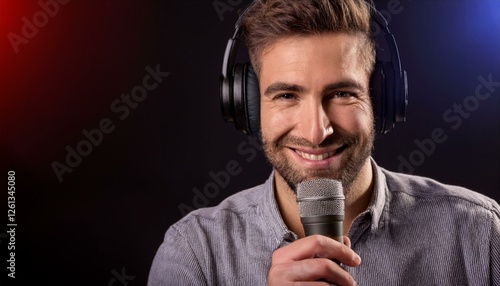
[274,159,374,239]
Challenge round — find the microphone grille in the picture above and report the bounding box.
[296,179,344,217]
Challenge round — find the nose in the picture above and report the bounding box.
[296,99,333,146]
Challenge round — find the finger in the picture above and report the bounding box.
[343,236,351,248]
[311,258,357,286]
[272,235,361,267]
[272,258,356,286]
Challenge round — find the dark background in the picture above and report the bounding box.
[0,0,499,285]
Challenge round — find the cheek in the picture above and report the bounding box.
[260,103,295,138]
[328,103,373,132]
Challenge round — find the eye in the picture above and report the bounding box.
[334,91,353,98]
[274,93,296,100]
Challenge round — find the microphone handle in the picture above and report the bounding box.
[301,215,344,244]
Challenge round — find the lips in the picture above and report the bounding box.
[293,145,346,161]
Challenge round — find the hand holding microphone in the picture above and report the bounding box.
[267,179,361,285]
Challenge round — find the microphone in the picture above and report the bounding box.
[296,179,345,243]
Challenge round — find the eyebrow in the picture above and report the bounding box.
[263,82,304,97]
[263,80,365,97]
[323,80,365,93]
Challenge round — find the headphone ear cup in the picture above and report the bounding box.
[396,70,408,122]
[219,74,234,122]
[243,63,260,135]
[370,8,408,134]
[229,63,260,135]
[370,62,386,134]
[232,63,248,133]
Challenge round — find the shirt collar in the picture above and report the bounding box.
[366,158,388,233]
[259,171,297,245]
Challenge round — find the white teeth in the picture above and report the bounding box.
[296,150,336,161]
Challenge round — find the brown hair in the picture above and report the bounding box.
[241,0,375,77]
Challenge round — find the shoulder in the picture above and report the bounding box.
[182,182,266,221]
[170,180,270,238]
[381,168,500,215]
[150,180,274,285]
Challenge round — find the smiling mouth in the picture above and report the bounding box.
[293,145,347,161]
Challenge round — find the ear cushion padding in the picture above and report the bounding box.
[244,63,261,135]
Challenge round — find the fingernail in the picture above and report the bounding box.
[354,254,361,264]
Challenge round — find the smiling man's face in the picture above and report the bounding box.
[259,32,374,193]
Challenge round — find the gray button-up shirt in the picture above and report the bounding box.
[149,160,500,285]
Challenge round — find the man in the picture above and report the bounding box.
[149,0,500,285]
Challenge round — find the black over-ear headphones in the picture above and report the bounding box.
[220,2,408,135]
